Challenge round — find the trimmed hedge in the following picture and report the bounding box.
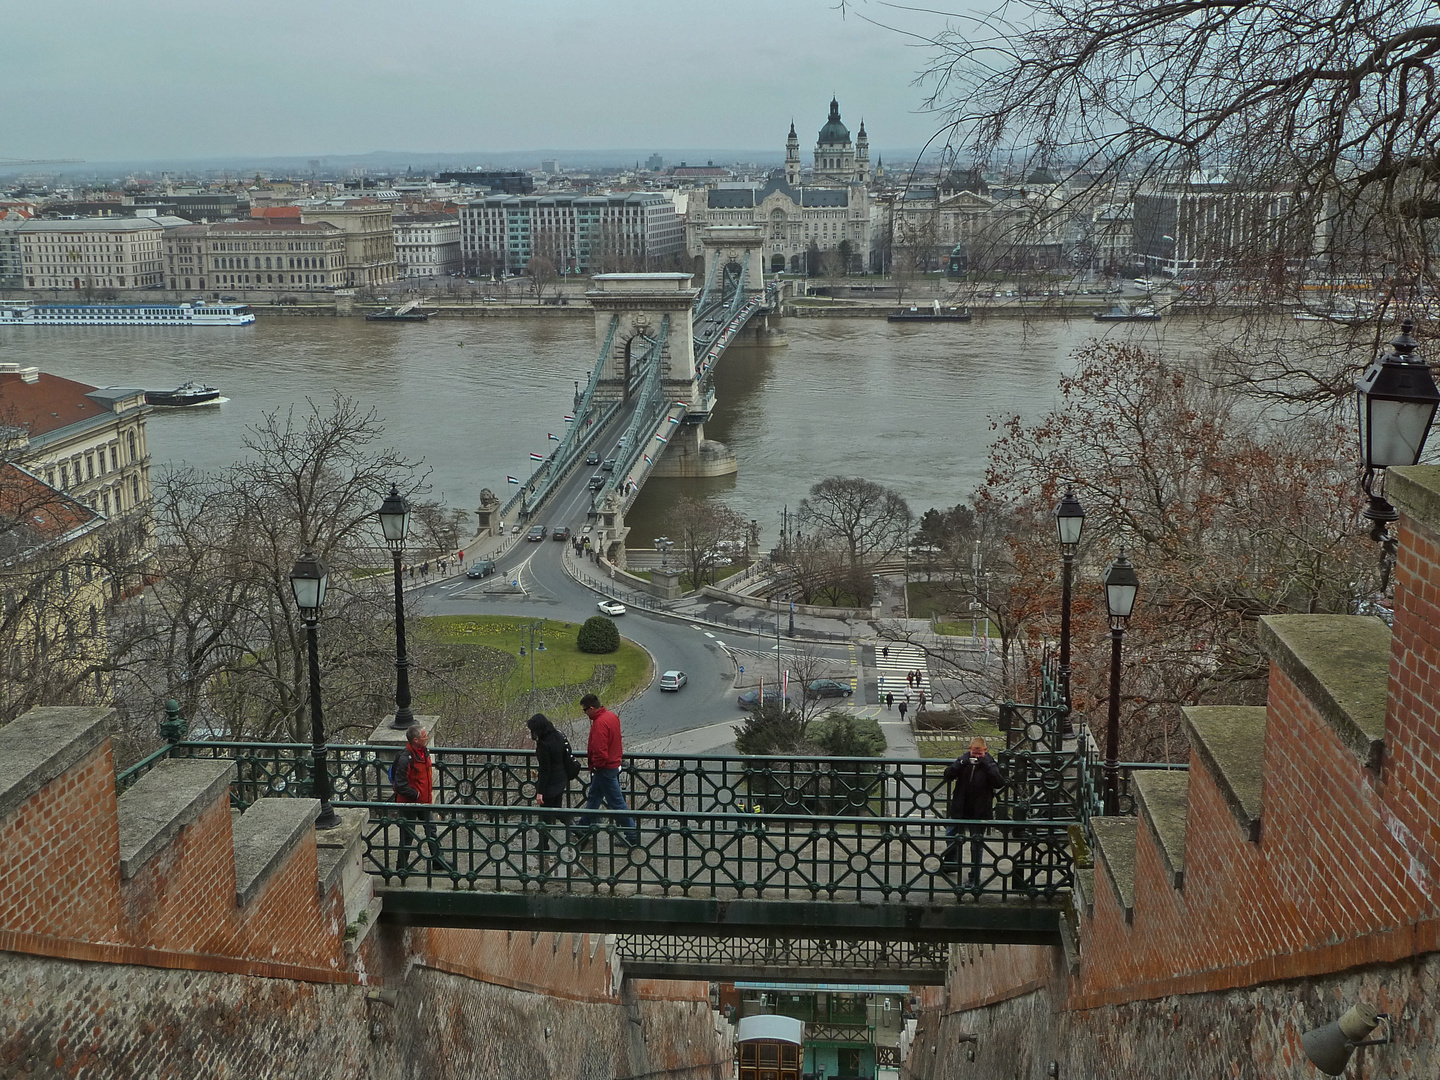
[577,615,620,654]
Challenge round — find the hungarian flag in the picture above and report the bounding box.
[506,475,519,484]
[548,432,560,441]
[529,452,544,461]
[668,416,680,425]
[654,433,668,444]
[674,400,689,408]
[563,414,575,423]
[643,453,651,464]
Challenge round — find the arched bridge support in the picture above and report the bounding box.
[586,274,699,407]
[700,225,767,294]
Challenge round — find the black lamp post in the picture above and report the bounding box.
[1102,550,1139,816]
[377,484,414,730]
[1053,488,1085,727]
[1356,319,1440,589]
[289,550,341,830]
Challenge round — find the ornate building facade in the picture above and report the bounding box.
[688,99,874,273]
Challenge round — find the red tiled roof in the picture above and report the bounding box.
[251,206,303,219]
[212,219,337,233]
[0,371,102,439]
[0,461,100,548]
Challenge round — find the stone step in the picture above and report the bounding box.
[1258,614,1389,770]
[1134,771,1189,890]
[1090,818,1137,924]
[232,798,319,907]
[1182,706,1266,842]
[115,759,235,880]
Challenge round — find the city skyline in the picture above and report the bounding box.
[4,0,956,163]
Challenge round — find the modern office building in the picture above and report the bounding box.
[459,192,685,275]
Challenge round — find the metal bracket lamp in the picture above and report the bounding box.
[1356,319,1440,590]
[1302,1003,1392,1076]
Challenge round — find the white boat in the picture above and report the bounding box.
[0,301,256,326]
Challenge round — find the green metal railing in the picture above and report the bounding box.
[116,742,1093,825]
[357,801,1074,902]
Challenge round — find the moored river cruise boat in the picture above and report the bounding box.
[0,301,256,326]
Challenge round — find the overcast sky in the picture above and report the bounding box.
[3,0,961,164]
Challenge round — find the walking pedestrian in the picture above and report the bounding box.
[897,699,908,723]
[527,713,576,875]
[882,645,889,660]
[918,690,927,711]
[391,725,451,874]
[941,736,1005,887]
[576,693,637,846]
[885,692,894,710]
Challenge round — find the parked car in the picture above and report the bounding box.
[527,525,547,541]
[737,687,793,710]
[597,599,626,616]
[465,559,497,579]
[552,526,570,542]
[807,679,854,699]
[585,451,601,466]
[659,670,688,692]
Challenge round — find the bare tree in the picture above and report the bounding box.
[526,255,557,302]
[799,476,912,601]
[664,497,748,589]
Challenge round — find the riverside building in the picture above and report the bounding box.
[18,217,184,291]
[393,213,462,278]
[459,192,685,276]
[162,220,347,293]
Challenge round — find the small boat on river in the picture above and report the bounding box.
[888,301,972,323]
[145,381,223,407]
[1093,303,1161,322]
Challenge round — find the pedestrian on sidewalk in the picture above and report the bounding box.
[576,693,638,846]
[918,690,927,711]
[884,691,893,711]
[527,713,575,872]
[941,736,1006,887]
[897,699,908,723]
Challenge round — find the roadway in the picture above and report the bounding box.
[413,406,860,751]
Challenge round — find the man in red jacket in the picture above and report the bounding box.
[392,725,451,874]
[576,693,638,846]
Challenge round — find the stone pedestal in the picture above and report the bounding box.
[475,488,501,538]
[369,713,440,747]
[334,289,356,316]
[651,566,684,600]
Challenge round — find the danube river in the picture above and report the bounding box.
[2,312,1195,545]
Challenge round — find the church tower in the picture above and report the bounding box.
[813,97,855,184]
[856,119,870,184]
[785,120,801,186]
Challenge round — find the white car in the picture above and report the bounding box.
[597,600,627,616]
[659,670,687,691]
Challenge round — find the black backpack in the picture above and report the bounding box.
[560,733,583,781]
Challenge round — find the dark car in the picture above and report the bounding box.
[552,526,570,542]
[601,458,615,472]
[588,474,606,490]
[807,679,854,699]
[465,559,497,579]
[585,451,601,465]
[527,525,547,542]
[737,687,794,710]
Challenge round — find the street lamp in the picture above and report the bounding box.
[289,550,341,829]
[377,484,414,730]
[1356,319,1440,588]
[654,535,673,569]
[518,620,546,712]
[1053,487,1085,728]
[1101,550,1139,816]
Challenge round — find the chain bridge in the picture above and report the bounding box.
[505,226,780,561]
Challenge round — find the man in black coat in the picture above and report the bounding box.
[527,713,573,874]
[941,736,1005,887]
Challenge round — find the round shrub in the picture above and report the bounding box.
[577,615,620,654]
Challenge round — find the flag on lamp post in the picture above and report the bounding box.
[563,414,575,423]
[529,452,545,461]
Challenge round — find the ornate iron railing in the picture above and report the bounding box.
[356,802,1074,902]
[612,935,948,975]
[116,742,1093,826]
[876,1046,900,1067]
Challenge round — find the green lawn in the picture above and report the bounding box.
[628,561,749,592]
[417,615,652,709]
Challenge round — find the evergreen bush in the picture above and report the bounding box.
[577,615,620,654]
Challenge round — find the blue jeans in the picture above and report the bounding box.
[579,768,637,844]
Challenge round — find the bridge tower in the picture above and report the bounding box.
[586,273,699,407]
[699,225,767,294]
